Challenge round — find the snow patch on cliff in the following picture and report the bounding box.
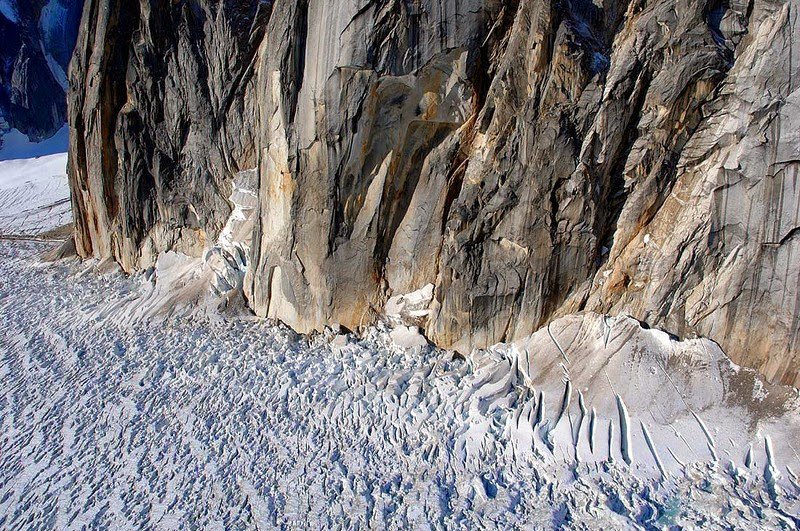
[38,0,83,69]
[94,169,259,323]
[0,0,18,24]
[42,50,69,90]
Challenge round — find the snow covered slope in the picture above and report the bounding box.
[0,151,70,237]
[0,240,798,529]
[0,148,797,528]
[506,314,800,477]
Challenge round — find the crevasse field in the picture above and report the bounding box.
[0,153,799,529]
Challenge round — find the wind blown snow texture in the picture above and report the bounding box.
[0,151,70,237]
[1,240,799,529]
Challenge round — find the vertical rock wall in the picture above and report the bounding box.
[588,0,800,385]
[246,0,510,334]
[68,0,268,270]
[68,0,800,386]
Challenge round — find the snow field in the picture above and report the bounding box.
[0,151,70,237]
[1,241,798,529]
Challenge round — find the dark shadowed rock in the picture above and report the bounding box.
[0,0,83,145]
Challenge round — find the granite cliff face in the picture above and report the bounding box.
[0,0,83,145]
[68,0,800,386]
[69,0,268,270]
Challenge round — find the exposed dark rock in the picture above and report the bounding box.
[68,0,269,270]
[0,0,83,144]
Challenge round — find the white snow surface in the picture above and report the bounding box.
[0,151,70,237]
[1,240,799,529]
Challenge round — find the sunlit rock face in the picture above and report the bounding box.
[69,0,800,387]
[245,0,505,339]
[585,0,800,388]
[0,0,83,144]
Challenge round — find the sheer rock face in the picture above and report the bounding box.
[0,0,83,143]
[68,0,268,271]
[245,0,508,334]
[586,1,800,387]
[69,0,800,386]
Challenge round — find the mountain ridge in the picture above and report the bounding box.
[0,0,83,148]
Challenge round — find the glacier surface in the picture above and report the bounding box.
[0,240,799,529]
[0,150,70,237]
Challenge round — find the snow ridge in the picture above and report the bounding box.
[0,0,18,24]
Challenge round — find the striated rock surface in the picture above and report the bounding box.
[0,0,83,145]
[68,0,269,270]
[69,0,800,386]
[587,1,800,388]
[246,0,509,336]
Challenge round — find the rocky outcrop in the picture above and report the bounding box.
[246,0,509,336]
[0,0,83,145]
[68,0,269,270]
[587,1,800,388]
[68,0,800,387]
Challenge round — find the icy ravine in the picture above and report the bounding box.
[1,241,799,529]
